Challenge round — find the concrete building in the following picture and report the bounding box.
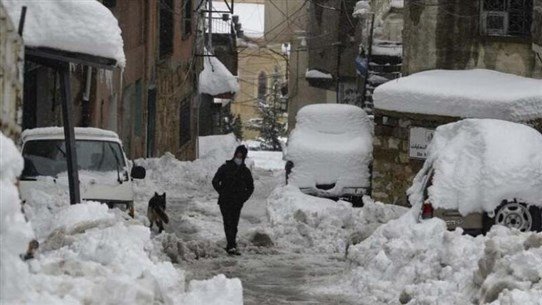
[264,0,336,131]
[0,3,23,141]
[305,0,360,102]
[403,0,542,78]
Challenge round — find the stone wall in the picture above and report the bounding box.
[372,109,542,206]
[0,3,23,140]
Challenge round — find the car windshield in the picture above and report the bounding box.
[22,140,126,177]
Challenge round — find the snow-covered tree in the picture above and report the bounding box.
[249,77,287,151]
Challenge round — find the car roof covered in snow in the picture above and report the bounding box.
[2,0,125,67]
[374,69,542,122]
[285,104,373,191]
[22,127,120,142]
[408,119,542,215]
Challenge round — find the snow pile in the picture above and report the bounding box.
[371,40,403,57]
[374,69,542,122]
[2,0,125,67]
[0,132,35,302]
[199,49,239,97]
[248,151,285,170]
[266,185,407,254]
[15,187,244,304]
[305,69,333,79]
[408,119,542,215]
[199,133,239,160]
[353,0,371,17]
[284,104,373,196]
[347,210,542,305]
[22,126,120,141]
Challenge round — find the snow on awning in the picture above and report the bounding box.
[374,69,542,122]
[305,69,333,79]
[199,50,239,98]
[2,0,125,68]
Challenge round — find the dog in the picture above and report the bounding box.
[148,192,169,233]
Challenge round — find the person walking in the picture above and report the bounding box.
[212,145,254,255]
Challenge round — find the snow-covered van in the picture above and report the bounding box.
[409,119,542,235]
[284,104,373,206]
[19,127,145,213]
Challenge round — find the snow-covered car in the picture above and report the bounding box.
[409,119,542,234]
[18,127,145,214]
[284,104,373,206]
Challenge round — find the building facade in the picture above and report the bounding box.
[403,0,542,78]
[21,0,200,160]
[264,0,336,132]
[0,2,23,141]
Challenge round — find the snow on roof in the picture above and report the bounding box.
[371,40,402,57]
[374,69,542,122]
[212,2,264,38]
[2,0,125,67]
[353,0,371,17]
[21,127,120,142]
[391,0,404,9]
[305,69,333,79]
[285,104,373,192]
[199,49,239,96]
[408,119,542,215]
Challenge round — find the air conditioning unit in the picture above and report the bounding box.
[482,11,509,36]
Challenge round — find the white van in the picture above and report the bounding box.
[19,127,145,214]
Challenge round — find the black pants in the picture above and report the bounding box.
[219,202,244,250]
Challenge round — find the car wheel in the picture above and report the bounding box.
[493,200,542,232]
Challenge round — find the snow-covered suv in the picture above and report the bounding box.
[19,127,145,214]
[408,119,542,234]
[284,104,373,206]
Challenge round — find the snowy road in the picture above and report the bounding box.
[163,168,359,304]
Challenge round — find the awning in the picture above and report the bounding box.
[2,0,125,67]
[199,49,239,98]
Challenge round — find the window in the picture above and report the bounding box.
[22,140,125,178]
[257,71,267,102]
[160,0,174,58]
[179,100,191,147]
[481,0,533,37]
[182,0,193,38]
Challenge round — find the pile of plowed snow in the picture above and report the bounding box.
[266,185,407,254]
[346,210,542,305]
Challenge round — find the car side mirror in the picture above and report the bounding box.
[131,166,146,179]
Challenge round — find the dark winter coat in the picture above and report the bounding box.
[212,160,254,205]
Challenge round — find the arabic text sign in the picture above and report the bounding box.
[409,127,435,159]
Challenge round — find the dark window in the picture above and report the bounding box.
[179,100,191,146]
[481,0,532,37]
[257,71,267,102]
[183,0,193,38]
[160,0,174,58]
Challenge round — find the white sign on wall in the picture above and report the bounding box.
[409,127,435,159]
